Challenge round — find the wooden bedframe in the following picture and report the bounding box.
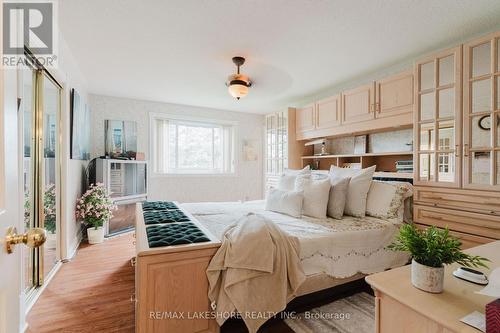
[134,202,369,333]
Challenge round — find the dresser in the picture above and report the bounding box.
[365,241,500,333]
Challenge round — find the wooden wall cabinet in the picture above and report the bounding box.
[342,83,376,124]
[414,46,462,188]
[295,104,315,133]
[463,31,500,190]
[376,70,414,119]
[295,71,414,140]
[413,33,500,247]
[316,95,341,130]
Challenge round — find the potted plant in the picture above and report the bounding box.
[388,224,489,293]
[76,183,115,244]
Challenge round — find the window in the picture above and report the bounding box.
[152,115,236,174]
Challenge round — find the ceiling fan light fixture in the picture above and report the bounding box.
[226,57,252,100]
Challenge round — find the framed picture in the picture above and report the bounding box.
[104,120,138,159]
[70,89,91,160]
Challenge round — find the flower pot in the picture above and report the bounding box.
[87,227,105,244]
[411,259,444,293]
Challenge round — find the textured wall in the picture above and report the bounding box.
[54,34,89,260]
[89,94,265,203]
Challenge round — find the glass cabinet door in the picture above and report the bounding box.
[264,112,289,190]
[464,33,500,189]
[415,47,462,187]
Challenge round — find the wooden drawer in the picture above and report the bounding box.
[414,205,500,240]
[415,223,495,250]
[414,187,500,215]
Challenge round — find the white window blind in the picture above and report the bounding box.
[153,117,235,174]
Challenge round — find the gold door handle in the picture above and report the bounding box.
[5,227,46,254]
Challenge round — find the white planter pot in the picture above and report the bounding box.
[411,259,444,293]
[87,227,105,244]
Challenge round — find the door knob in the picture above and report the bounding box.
[4,226,46,254]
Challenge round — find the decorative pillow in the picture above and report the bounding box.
[265,188,304,218]
[277,166,311,191]
[327,177,350,219]
[366,181,411,219]
[329,165,376,217]
[294,176,331,219]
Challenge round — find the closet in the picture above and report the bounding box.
[413,31,500,248]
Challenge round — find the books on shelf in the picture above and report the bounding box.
[396,159,413,173]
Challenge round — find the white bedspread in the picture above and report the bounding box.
[181,201,409,278]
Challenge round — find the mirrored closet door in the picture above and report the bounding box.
[463,32,500,189]
[21,50,62,298]
[415,46,462,187]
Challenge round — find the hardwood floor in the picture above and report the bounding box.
[27,233,136,333]
[27,231,368,333]
[26,232,293,333]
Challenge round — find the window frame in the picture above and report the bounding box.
[149,112,239,177]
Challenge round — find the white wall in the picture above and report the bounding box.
[89,95,265,203]
[52,35,89,260]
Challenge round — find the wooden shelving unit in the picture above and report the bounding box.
[301,150,413,177]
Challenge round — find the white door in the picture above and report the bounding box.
[0,49,24,333]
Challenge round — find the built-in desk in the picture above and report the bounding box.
[366,241,500,333]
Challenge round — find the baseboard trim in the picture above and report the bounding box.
[24,261,63,314]
[62,228,82,263]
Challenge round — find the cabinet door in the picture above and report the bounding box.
[295,104,315,133]
[414,46,462,188]
[463,32,500,190]
[376,71,414,118]
[341,83,375,124]
[316,94,341,130]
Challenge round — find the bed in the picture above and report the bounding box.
[181,200,410,296]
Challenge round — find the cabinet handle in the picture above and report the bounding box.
[455,145,460,158]
[376,102,381,113]
[130,257,136,267]
[463,144,469,157]
[370,104,375,113]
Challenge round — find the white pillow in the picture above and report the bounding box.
[366,181,411,219]
[327,177,350,219]
[294,176,331,218]
[277,166,311,191]
[265,188,303,218]
[329,165,376,217]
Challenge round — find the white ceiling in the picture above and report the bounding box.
[59,0,500,114]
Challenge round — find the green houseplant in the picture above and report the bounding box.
[76,183,115,244]
[388,224,489,293]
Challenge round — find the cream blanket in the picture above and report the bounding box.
[207,213,306,333]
